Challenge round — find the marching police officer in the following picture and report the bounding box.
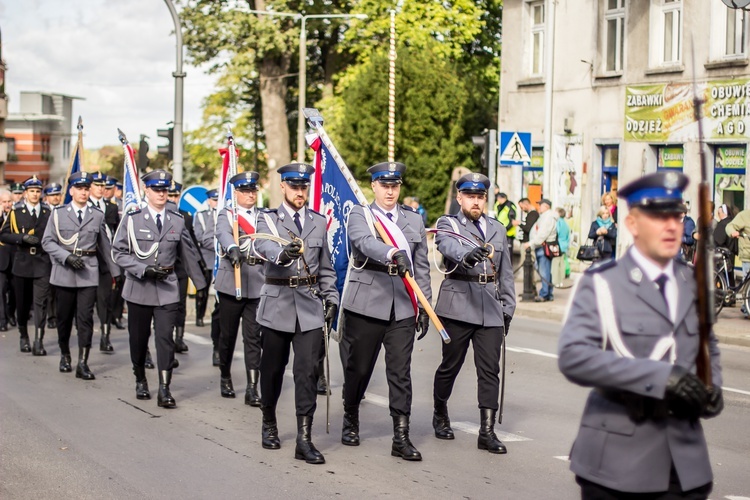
[558,172,723,498]
[0,176,52,355]
[193,188,218,329]
[10,182,24,204]
[41,172,120,379]
[432,173,516,454]
[43,182,64,331]
[111,170,207,408]
[253,163,338,465]
[106,176,126,330]
[0,189,15,331]
[214,173,264,405]
[340,161,432,461]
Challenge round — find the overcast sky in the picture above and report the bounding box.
[0,0,217,150]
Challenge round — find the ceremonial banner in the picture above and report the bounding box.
[63,117,84,205]
[121,135,142,214]
[215,147,235,277]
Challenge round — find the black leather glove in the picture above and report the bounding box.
[203,267,213,284]
[462,246,490,269]
[503,313,512,337]
[664,365,709,420]
[702,386,724,419]
[278,240,303,265]
[391,250,410,277]
[113,275,124,288]
[22,234,40,245]
[324,301,338,331]
[227,247,242,267]
[65,254,85,270]
[415,309,430,340]
[144,265,169,281]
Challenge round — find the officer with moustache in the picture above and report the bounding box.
[193,188,218,329]
[432,173,516,454]
[253,163,338,465]
[215,172,264,406]
[340,162,432,462]
[111,170,207,408]
[43,183,64,331]
[559,172,723,498]
[0,176,52,355]
[42,172,120,379]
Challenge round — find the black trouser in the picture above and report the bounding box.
[14,274,49,328]
[56,286,97,353]
[112,283,125,321]
[46,284,57,324]
[260,323,321,417]
[5,271,16,321]
[343,310,416,416]
[217,293,261,378]
[433,317,503,410]
[576,465,712,499]
[96,271,114,326]
[0,270,9,324]
[210,299,220,348]
[176,274,188,329]
[127,301,178,372]
[195,288,209,321]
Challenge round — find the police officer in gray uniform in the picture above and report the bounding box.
[340,161,432,462]
[215,172,265,406]
[194,188,221,364]
[112,170,207,408]
[42,172,120,379]
[253,163,338,465]
[559,172,723,498]
[432,173,516,454]
[43,182,64,331]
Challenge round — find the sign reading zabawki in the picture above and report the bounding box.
[625,79,750,142]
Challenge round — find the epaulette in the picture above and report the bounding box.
[441,213,458,218]
[12,201,24,210]
[308,208,325,218]
[584,258,617,274]
[127,206,142,215]
[401,204,418,213]
[167,208,184,218]
[260,208,277,214]
[53,205,66,211]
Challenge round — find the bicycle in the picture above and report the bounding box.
[713,246,750,317]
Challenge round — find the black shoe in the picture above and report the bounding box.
[391,415,422,461]
[433,402,455,440]
[32,327,47,356]
[341,406,360,446]
[295,416,325,464]
[47,319,57,329]
[174,327,188,353]
[59,354,72,373]
[0,323,7,332]
[245,369,261,407]
[75,347,96,380]
[261,406,281,449]
[220,377,236,398]
[99,324,114,354]
[113,318,125,330]
[144,350,155,369]
[316,374,329,396]
[134,366,150,399]
[8,316,17,327]
[534,296,545,303]
[157,370,176,408]
[19,335,31,353]
[477,409,507,454]
[171,357,180,369]
[196,318,204,327]
[212,349,220,367]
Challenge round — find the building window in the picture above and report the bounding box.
[650,0,682,67]
[709,4,747,62]
[604,0,626,73]
[656,145,684,171]
[528,1,545,77]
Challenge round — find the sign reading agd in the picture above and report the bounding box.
[624,80,750,142]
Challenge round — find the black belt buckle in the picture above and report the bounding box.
[246,256,257,266]
[478,273,488,285]
[289,276,299,288]
[74,249,83,257]
[387,263,398,276]
[29,247,37,255]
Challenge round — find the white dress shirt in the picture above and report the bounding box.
[629,246,678,323]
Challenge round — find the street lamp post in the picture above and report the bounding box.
[246,9,366,161]
[163,0,185,183]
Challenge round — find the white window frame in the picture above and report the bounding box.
[649,0,683,68]
[709,3,748,62]
[526,0,545,78]
[602,0,626,74]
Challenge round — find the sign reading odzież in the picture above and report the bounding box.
[625,79,750,142]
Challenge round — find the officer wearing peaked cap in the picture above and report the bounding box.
[42,171,120,379]
[253,162,338,464]
[193,188,219,355]
[43,182,64,331]
[215,171,265,405]
[339,161,432,461]
[558,172,723,498]
[10,182,24,204]
[0,175,53,355]
[111,169,207,408]
[432,173,516,454]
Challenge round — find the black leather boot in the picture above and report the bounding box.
[341,405,360,446]
[100,323,114,353]
[59,352,72,373]
[134,366,150,400]
[174,327,188,353]
[212,349,220,367]
[32,326,47,356]
[295,416,325,464]
[261,406,280,449]
[196,317,204,327]
[220,376,235,398]
[245,369,261,407]
[433,401,455,440]
[9,314,17,327]
[19,324,30,352]
[144,349,155,369]
[391,415,422,461]
[113,317,125,330]
[75,347,95,380]
[316,360,328,395]
[477,409,507,454]
[157,370,176,408]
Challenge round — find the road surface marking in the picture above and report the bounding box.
[507,346,559,359]
[554,456,569,461]
[183,332,212,345]
[725,386,750,396]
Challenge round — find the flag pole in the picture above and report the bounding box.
[62,117,84,204]
[303,108,450,344]
[226,127,243,300]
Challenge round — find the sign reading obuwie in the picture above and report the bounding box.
[625,79,750,142]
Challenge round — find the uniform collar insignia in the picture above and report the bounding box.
[630,267,643,283]
[279,212,285,220]
[460,217,466,224]
[145,214,150,220]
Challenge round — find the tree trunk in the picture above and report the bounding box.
[259,54,292,207]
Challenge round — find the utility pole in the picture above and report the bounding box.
[163,0,185,183]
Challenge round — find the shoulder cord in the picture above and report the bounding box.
[592,274,676,363]
[431,216,459,275]
[349,207,375,270]
[126,215,158,260]
[53,209,79,250]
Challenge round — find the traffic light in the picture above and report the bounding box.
[138,135,150,168]
[471,130,497,174]
[157,127,174,161]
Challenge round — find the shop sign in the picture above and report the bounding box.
[658,146,684,169]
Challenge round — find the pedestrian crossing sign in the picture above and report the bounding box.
[499,132,532,167]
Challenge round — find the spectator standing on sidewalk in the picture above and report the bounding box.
[588,206,618,262]
[524,199,557,302]
[726,207,750,317]
[515,198,539,245]
[552,207,570,287]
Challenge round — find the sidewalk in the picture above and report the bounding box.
[512,272,750,348]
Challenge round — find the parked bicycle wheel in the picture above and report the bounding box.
[714,269,728,316]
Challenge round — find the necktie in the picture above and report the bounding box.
[77,210,83,224]
[31,207,37,224]
[473,219,485,240]
[293,212,303,234]
[655,274,668,304]
[156,214,162,233]
[386,212,394,222]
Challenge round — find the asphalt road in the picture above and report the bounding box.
[2,316,749,499]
